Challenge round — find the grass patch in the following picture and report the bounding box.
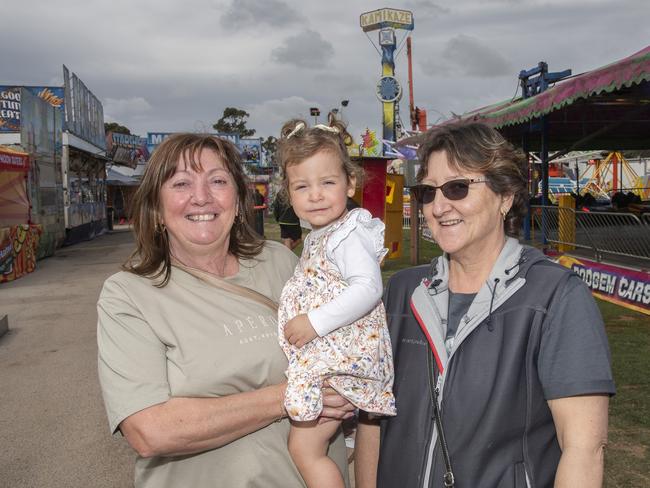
[380,228,443,282]
[264,218,650,485]
[600,300,650,487]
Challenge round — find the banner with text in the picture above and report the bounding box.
[106,132,149,168]
[147,132,241,158]
[557,255,650,315]
[0,86,65,133]
[0,146,30,172]
[0,86,22,132]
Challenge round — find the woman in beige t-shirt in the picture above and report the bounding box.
[97,133,352,488]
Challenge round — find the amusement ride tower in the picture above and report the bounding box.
[360,8,414,148]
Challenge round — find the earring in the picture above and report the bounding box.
[501,209,508,221]
[153,209,163,232]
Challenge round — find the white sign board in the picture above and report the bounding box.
[360,8,414,32]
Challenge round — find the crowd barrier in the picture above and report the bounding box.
[531,205,650,263]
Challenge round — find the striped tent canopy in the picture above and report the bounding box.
[459,45,650,151]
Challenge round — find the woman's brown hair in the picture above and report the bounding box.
[276,112,361,201]
[416,121,527,237]
[124,133,264,286]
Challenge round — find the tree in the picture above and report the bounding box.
[213,107,256,137]
[262,136,277,166]
[104,122,131,135]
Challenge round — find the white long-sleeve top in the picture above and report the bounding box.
[307,209,386,337]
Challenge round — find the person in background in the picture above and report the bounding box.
[253,185,266,237]
[355,122,614,488]
[346,196,360,211]
[273,193,303,250]
[97,133,352,488]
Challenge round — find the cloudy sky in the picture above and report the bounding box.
[2,0,647,142]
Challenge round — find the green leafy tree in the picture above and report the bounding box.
[213,107,256,137]
[104,122,131,135]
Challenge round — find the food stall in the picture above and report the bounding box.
[0,146,42,283]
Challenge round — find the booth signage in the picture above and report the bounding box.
[106,132,148,168]
[0,87,22,132]
[0,85,65,133]
[147,132,240,148]
[557,255,650,316]
[0,148,29,172]
[360,8,414,32]
[240,138,262,164]
[0,224,42,283]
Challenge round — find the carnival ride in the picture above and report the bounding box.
[351,8,420,259]
[353,9,650,275]
[579,152,648,200]
[353,17,650,313]
[540,151,649,206]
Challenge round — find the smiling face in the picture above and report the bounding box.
[422,150,512,262]
[159,148,238,260]
[286,150,356,230]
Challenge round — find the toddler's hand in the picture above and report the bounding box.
[284,314,318,348]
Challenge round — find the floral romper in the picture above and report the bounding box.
[278,210,397,421]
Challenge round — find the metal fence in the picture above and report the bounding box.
[402,203,428,229]
[402,213,427,229]
[531,205,650,262]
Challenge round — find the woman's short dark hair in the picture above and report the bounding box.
[416,121,527,237]
[124,133,264,286]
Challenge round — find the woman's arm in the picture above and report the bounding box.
[120,383,286,458]
[121,384,355,458]
[548,394,609,488]
[354,412,381,488]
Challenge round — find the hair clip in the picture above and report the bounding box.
[286,122,306,139]
[313,124,340,134]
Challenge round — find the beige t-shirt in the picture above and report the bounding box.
[97,241,349,488]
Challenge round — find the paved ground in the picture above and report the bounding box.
[0,225,361,488]
[0,228,135,488]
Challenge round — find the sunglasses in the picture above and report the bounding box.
[409,178,488,204]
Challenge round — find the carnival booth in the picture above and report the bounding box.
[0,146,42,283]
[351,156,404,259]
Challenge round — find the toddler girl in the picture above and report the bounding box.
[277,115,396,488]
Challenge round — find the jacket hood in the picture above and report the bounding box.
[424,237,548,296]
[412,238,552,371]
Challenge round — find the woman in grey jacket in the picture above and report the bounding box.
[355,122,614,488]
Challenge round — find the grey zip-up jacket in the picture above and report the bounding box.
[377,238,615,488]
